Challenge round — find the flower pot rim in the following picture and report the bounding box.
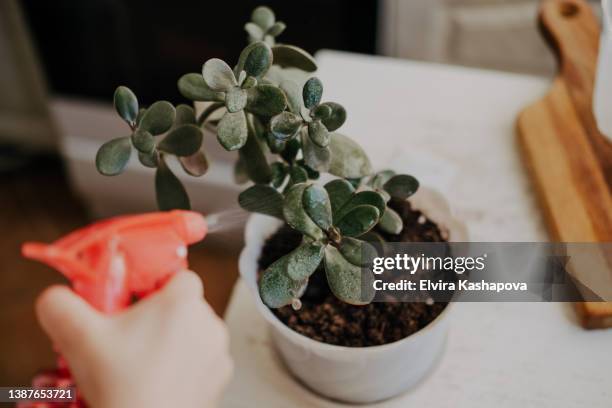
[239,186,467,354]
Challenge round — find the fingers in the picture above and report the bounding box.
[36,285,103,353]
[162,270,204,300]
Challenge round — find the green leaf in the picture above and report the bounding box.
[96,137,132,176]
[113,86,138,125]
[312,104,332,120]
[155,156,190,210]
[138,150,159,168]
[252,6,275,30]
[270,111,302,140]
[335,190,386,222]
[270,162,287,188]
[303,184,332,230]
[246,84,287,116]
[289,165,308,184]
[280,80,303,114]
[301,130,331,172]
[238,185,284,219]
[179,151,208,177]
[136,108,146,126]
[307,120,330,147]
[339,237,377,267]
[131,129,155,154]
[329,133,372,178]
[272,44,317,72]
[280,138,300,162]
[303,77,323,109]
[177,73,224,102]
[336,205,380,237]
[268,21,286,37]
[175,104,196,125]
[242,76,257,89]
[383,174,420,199]
[378,207,403,234]
[158,124,203,156]
[226,87,248,113]
[324,245,375,305]
[217,111,248,151]
[286,241,325,281]
[244,22,264,40]
[266,131,286,153]
[324,179,355,218]
[283,183,325,240]
[139,101,176,135]
[202,58,237,92]
[320,102,347,131]
[371,170,395,189]
[243,41,272,78]
[259,254,307,309]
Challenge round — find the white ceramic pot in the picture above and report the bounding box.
[238,187,468,403]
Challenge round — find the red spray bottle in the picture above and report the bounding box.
[19,210,208,407]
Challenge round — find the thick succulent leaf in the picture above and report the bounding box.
[320,102,347,131]
[155,157,190,210]
[202,58,237,92]
[217,111,248,151]
[239,122,272,184]
[307,120,330,147]
[251,6,275,30]
[259,255,307,309]
[138,150,159,168]
[268,21,286,37]
[226,87,248,113]
[270,111,302,140]
[336,205,380,237]
[324,246,375,305]
[378,207,403,234]
[312,104,332,120]
[286,241,325,281]
[303,184,332,230]
[113,86,138,125]
[298,161,320,179]
[324,179,355,218]
[289,165,308,184]
[244,22,264,40]
[339,237,377,267]
[335,190,386,222]
[242,76,257,89]
[280,80,303,114]
[131,129,155,154]
[283,183,325,240]
[179,150,208,177]
[238,184,284,219]
[158,124,203,157]
[175,104,196,125]
[139,101,176,135]
[246,84,287,116]
[371,170,395,189]
[329,133,372,178]
[177,73,224,102]
[383,174,420,199]
[266,131,286,153]
[270,162,288,188]
[301,130,331,172]
[96,137,132,176]
[243,41,272,78]
[136,108,146,126]
[272,44,317,72]
[303,77,323,109]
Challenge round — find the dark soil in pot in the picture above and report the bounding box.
[258,199,452,347]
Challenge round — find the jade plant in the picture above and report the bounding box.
[95,6,419,309]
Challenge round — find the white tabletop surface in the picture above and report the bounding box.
[221,51,612,407]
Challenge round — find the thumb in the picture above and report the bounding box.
[36,285,103,354]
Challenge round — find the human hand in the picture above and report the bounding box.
[36,270,232,408]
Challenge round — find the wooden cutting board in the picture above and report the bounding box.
[517,0,612,328]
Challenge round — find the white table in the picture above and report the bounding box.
[221,51,612,407]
